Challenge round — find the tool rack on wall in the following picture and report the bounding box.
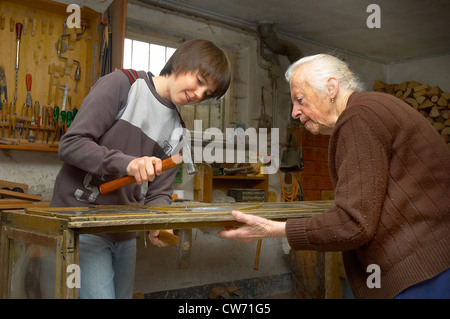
[0,0,102,152]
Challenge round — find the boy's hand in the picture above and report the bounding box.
[126,156,162,184]
[148,230,174,248]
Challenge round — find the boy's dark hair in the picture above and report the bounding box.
[160,39,231,100]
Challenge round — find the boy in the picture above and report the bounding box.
[50,39,231,298]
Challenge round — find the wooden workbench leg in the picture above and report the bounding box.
[0,225,10,298]
[61,229,78,299]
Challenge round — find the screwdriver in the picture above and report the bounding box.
[42,106,48,143]
[61,109,66,133]
[46,106,53,143]
[14,23,22,102]
[9,102,15,137]
[34,101,40,139]
[53,105,59,123]
[52,105,59,144]
[72,107,78,119]
[66,110,73,128]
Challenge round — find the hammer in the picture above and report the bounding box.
[99,139,197,195]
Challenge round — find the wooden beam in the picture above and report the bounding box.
[0,189,42,201]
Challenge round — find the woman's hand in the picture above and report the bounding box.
[126,156,162,184]
[217,210,286,243]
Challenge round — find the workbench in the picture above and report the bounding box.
[0,200,334,299]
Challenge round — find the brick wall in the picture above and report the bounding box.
[286,126,334,201]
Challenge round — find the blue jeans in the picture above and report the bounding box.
[395,268,450,299]
[78,234,136,299]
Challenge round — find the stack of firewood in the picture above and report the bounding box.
[373,80,450,146]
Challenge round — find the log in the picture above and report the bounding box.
[415,95,427,105]
[402,88,412,100]
[404,97,419,109]
[426,86,442,97]
[395,81,408,92]
[437,95,448,106]
[372,80,450,148]
[441,92,450,100]
[442,126,450,135]
[432,122,446,132]
[418,99,434,110]
[373,80,387,91]
[413,83,431,92]
[407,81,421,89]
[429,106,441,118]
[413,89,428,99]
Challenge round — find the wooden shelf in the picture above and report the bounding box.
[194,163,268,203]
[0,0,103,152]
[0,144,58,152]
[212,175,266,180]
[0,0,126,153]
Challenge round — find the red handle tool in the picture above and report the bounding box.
[99,153,183,195]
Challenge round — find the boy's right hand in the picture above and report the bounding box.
[126,156,162,184]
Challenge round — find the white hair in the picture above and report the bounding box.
[285,54,365,94]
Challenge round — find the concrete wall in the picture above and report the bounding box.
[387,54,450,92]
[0,150,60,201]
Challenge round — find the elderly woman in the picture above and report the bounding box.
[218,54,450,299]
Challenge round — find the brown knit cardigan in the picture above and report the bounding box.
[286,92,450,299]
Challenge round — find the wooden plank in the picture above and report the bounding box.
[0,180,28,193]
[110,0,127,71]
[0,199,33,204]
[0,189,42,201]
[2,211,67,235]
[0,203,49,210]
[17,201,335,231]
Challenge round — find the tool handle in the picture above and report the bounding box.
[53,105,59,120]
[26,74,32,91]
[16,23,22,40]
[99,153,183,195]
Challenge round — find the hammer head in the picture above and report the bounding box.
[182,140,198,175]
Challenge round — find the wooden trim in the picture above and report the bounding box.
[110,0,127,71]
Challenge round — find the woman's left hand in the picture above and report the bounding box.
[217,210,286,243]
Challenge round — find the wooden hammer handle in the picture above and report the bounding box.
[99,153,182,195]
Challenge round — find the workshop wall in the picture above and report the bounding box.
[387,54,450,92]
[0,150,60,200]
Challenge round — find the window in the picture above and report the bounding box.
[123,39,175,76]
[123,38,227,131]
